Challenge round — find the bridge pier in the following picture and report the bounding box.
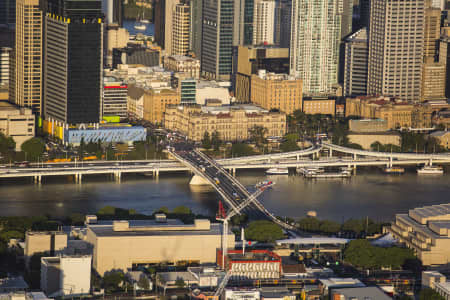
[389,157,393,168]
[114,171,121,182]
[329,149,333,158]
[429,158,433,166]
[296,155,300,161]
[353,165,357,175]
[34,175,42,184]
[232,168,236,176]
[353,153,357,160]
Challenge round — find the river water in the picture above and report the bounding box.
[0,168,449,221]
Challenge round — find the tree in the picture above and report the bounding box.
[280,140,299,152]
[419,288,445,300]
[249,126,268,148]
[137,274,150,290]
[97,206,116,215]
[21,138,45,161]
[230,143,254,157]
[297,217,321,232]
[0,133,16,154]
[103,271,124,292]
[211,131,221,151]
[202,131,211,150]
[156,206,169,214]
[342,219,364,235]
[175,277,185,288]
[172,206,191,215]
[245,220,284,243]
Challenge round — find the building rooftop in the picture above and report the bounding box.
[0,101,19,110]
[430,131,450,137]
[224,249,281,262]
[166,55,199,62]
[331,287,391,300]
[436,281,450,293]
[345,27,367,43]
[157,271,198,283]
[0,277,28,291]
[409,203,450,224]
[320,278,365,289]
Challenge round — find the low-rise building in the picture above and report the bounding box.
[164,55,200,79]
[387,203,450,266]
[348,119,388,132]
[0,101,35,151]
[0,277,28,293]
[250,70,302,115]
[164,104,286,142]
[330,287,391,300]
[85,216,234,275]
[432,109,450,129]
[422,271,446,289]
[64,125,146,146]
[196,81,231,106]
[143,88,180,124]
[347,132,401,150]
[224,289,260,300]
[0,292,52,300]
[112,46,160,68]
[127,84,145,119]
[25,231,67,266]
[260,287,295,300]
[430,131,450,149]
[40,255,91,297]
[303,97,335,116]
[217,249,282,280]
[103,77,128,119]
[319,278,365,295]
[435,281,450,299]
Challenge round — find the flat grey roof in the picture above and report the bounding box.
[331,287,391,300]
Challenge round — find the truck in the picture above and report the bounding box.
[214,177,220,184]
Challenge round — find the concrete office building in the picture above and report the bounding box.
[234,46,289,102]
[112,46,160,68]
[164,104,286,141]
[172,4,190,56]
[0,47,12,87]
[250,70,302,114]
[348,132,401,149]
[43,0,104,125]
[11,0,43,114]
[330,287,391,300]
[127,84,145,119]
[252,0,277,45]
[387,203,450,266]
[290,0,347,95]
[424,6,441,58]
[367,0,424,102]
[40,256,91,297]
[103,78,128,119]
[0,101,35,151]
[302,98,335,116]
[0,0,15,26]
[189,0,202,58]
[24,232,67,266]
[349,119,389,133]
[143,88,180,123]
[85,217,235,275]
[343,28,368,97]
[154,0,181,54]
[164,55,200,79]
[439,36,450,98]
[421,58,446,101]
[105,24,129,67]
[201,0,234,80]
[195,81,231,105]
[171,73,196,104]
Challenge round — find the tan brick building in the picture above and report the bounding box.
[164,104,286,141]
[250,71,302,114]
[302,98,335,116]
[0,101,35,150]
[143,88,180,124]
[163,55,200,79]
[387,204,450,266]
[421,57,446,101]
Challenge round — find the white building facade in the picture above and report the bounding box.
[252,0,278,45]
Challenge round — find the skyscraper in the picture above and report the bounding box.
[172,3,190,56]
[0,0,16,25]
[189,0,202,58]
[201,0,234,80]
[252,0,278,45]
[367,0,424,102]
[278,0,291,48]
[343,28,368,97]
[289,0,344,95]
[43,0,104,124]
[11,0,43,114]
[154,0,181,54]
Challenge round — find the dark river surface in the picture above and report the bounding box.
[0,168,449,222]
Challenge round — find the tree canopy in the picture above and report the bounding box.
[202,132,212,150]
[419,288,445,300]
[21,138,45,161]
[0,133,15,154]
[245,220,284,243]
[230,143,255,157]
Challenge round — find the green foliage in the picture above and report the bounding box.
[21,138,45,161]
[156,207,169,214]
[137,275,150,290]
[419,288,445,300]
[297,217,384,236]
[344,239,415,269]
[230,143,255,157]
[346,143,363,150]
[103,271,124,292]
[285,133,300,142]
[202,132,212,150]
[297,217,322,232]
[342,219,364,235]
[280,140,300,152]
[401,132,446,153]
[230,214,248,226]
[370,142,401,152]
[175,277,185,288]
[331,122,349,146]
[245,220,284,243]
[397,296,413,300]
[69,213,85,226]
[97,206,116,215]
[211,131,221,151]
[249,126,268,148]
[0,133,16,154]
[172,206,191,215]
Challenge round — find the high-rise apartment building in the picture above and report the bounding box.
[201,0,234,80]
[424,6,441,58]
[11,0,43,114]
[172,3,190,56]
[0,48,12,87]
[278,0,291,48]
[252,0,277,45]
[154,0,181,54]
[289,0,345,95]
[0,0,16,25]
[367,0,425,102]
[189,0,202,58]
[343,28,368,96]
[102,0,123,26]
[43,0,104,125]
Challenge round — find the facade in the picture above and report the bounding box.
[201,0,234,80]
[64,126,146,145]
[0,0,15,25]
[164,104,286,141]
[234,46,289,103]
[348,132,401,150]
[252,0,277,45]
[348,119,388,133]
[430,131,450,149]
[250,70,302,115]
[422,271,447,289]
[189,0,202,58]
[302,98,335,116]
[367,0,424,102]
[289,0,344,95]
[127,84,145,119]
[112,46,160,68]
[105,25,129,66]
[343,28,368,97]
[12,0,43,114]
[224,289,260,300]
[172,4,190,56]
[217,249,282,280]
[24,232,67,265]
[164,55,200,79]
[387,203,450,266]
[330,287,391,300]
[103,78,128,119]
[41,256,91,297]
[0,47,12,87]
[154,0,181,54]
[43,0,104,125]
[424,6,441,59]
[85,218,235,275]
[196,81,231,105]
[173,75,196,104]
[0,101,35,151]
[421,58,446,101]
[143,88,180,124]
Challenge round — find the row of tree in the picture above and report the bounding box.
[297,217,384,236]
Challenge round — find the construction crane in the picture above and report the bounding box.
[216,181,275,269]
